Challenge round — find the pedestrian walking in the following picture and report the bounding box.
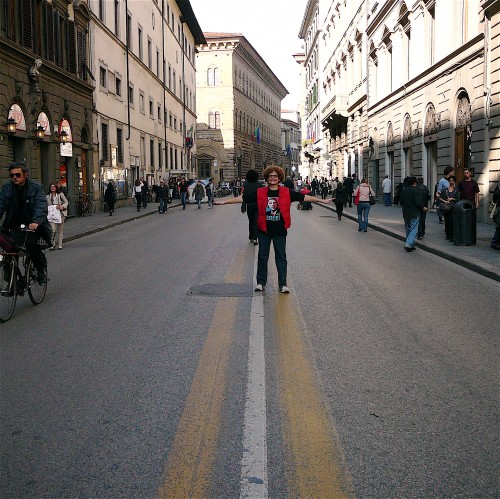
[241,169,261,244]
[157,180,169,213]
[332,182,348,220]
[178,178,189,210]
[141,177,149,208]
[205,178,215,208]
[353,179,375,232]
[416,178,431,239]
[382,175,392,206]
[193,180,205,209]
[104,181,116,216]
[214,165,332,293]
[133,179,142,212]
[320,178,329,199]
[343,175,354,207]
[401,176,428,251]
[46,182,68,249]
[490,182,500,250]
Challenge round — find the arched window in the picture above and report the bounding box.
[215,111,220,128]
[398,5,410,81]
[208,111,214,128]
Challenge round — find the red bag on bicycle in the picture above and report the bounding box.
[0,232,16,253]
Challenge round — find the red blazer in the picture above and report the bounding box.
[257,186,292,233]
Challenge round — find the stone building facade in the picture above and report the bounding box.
[195,33,288,183]
[0,0,93,214]
[90,0,204,204]
[297,0,499,222]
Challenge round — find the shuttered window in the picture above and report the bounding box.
[67,21,76,74]
[102,123,109,161]
[46,3,54,61]
[21,0,32,49]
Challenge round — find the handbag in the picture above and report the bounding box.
[47,204,62,224]
[353,191,360,205]
[369,194,376,205]
[438,201,452,213]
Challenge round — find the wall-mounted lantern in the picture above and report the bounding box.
[36,125,45,141]
[6,117,17,135]
[59,130,68,143]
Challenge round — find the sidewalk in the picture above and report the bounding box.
[319,200,500,281]
[61,197,500,282]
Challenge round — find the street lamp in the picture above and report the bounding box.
[6,117,16,135]
[59,130,68,143]
[36,125,45,141]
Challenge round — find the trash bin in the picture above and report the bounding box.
[453,199,476,245]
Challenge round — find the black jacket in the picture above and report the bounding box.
[0,178,47,229]
[401,185,425,219]
[332,187,348,204]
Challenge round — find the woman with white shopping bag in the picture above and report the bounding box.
[46,182,68,250]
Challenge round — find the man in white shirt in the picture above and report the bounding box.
[382,175,392,206]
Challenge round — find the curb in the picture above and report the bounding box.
[319,204,500,282]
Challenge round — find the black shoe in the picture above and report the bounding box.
[37,270,47,285]
[358,228,362,231]
[404,246,414,252]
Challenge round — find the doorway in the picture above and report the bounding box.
[425,141,438,201]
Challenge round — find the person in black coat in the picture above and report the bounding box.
[343,176,354,207]
[400,176,428,251]
[104,181,117,216]
[242,169,261,244]
[332,182,348,220]
[157,180,169,213]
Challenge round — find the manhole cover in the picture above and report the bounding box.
[188,283,254,297]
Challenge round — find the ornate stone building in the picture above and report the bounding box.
[0,0,93,213]
[297,0,499,222]
[195,33,287,182]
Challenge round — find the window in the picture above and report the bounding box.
[126,11,132,48]
[157,104,161,122]
[174,116,177,131]
[207,67,221,86]
[101,123,109,161]
[128,83,134,105]
[117,128,123,163]
[170,146,173,169]
[156,48,160,77]
[148,38,152,69]
[158,143,163,169]
[139,91,145,114]
[114,0,119,36]
[116,75,121,96]
[100,66,107,88]
[150,139,154,168]
[99,0,105,22]
[168,65,172,88]
[173,70,176,94]
[208,111,220,129]
[138,25,143,60]
[149,98,153,117]
[169,112,173,128]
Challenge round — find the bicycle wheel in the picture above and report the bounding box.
[27,260,47,304]
[0,258,17,322]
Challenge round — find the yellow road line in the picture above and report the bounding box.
[157,251,246,499]
[275,292,355,498]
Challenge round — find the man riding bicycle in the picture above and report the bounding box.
[0,161,50,284]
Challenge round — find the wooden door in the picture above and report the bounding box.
[454,127,466,183]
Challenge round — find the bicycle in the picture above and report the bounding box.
[75,192,93,217]
[0,227,48,322]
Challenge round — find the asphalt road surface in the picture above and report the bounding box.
[1,202,498,498]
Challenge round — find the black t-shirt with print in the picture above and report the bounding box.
[261,189,304,236]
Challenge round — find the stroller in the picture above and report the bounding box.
[299,186,312,210]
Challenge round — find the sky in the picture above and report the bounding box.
[189,0,306,111]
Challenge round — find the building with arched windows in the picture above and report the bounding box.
[297,0,499,222]
[0,0,93,211]
[195,33,288,182]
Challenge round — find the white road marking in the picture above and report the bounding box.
[239,249,268,498]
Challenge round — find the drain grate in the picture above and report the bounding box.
[187,283,254,297]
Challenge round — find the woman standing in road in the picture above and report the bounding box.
[353,179,375,232]
[215,165,332,293]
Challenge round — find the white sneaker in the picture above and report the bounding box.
[254,284,264,291]
[279,286,290,293]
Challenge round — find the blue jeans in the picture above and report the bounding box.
[196,199,201,208]
[208,194,214,208]
[383,193,391,206]
[256,233,287,287]
[404,217,419,248]
[159,198,167,212]
[180,192,187,209]
[357,202,370,231]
